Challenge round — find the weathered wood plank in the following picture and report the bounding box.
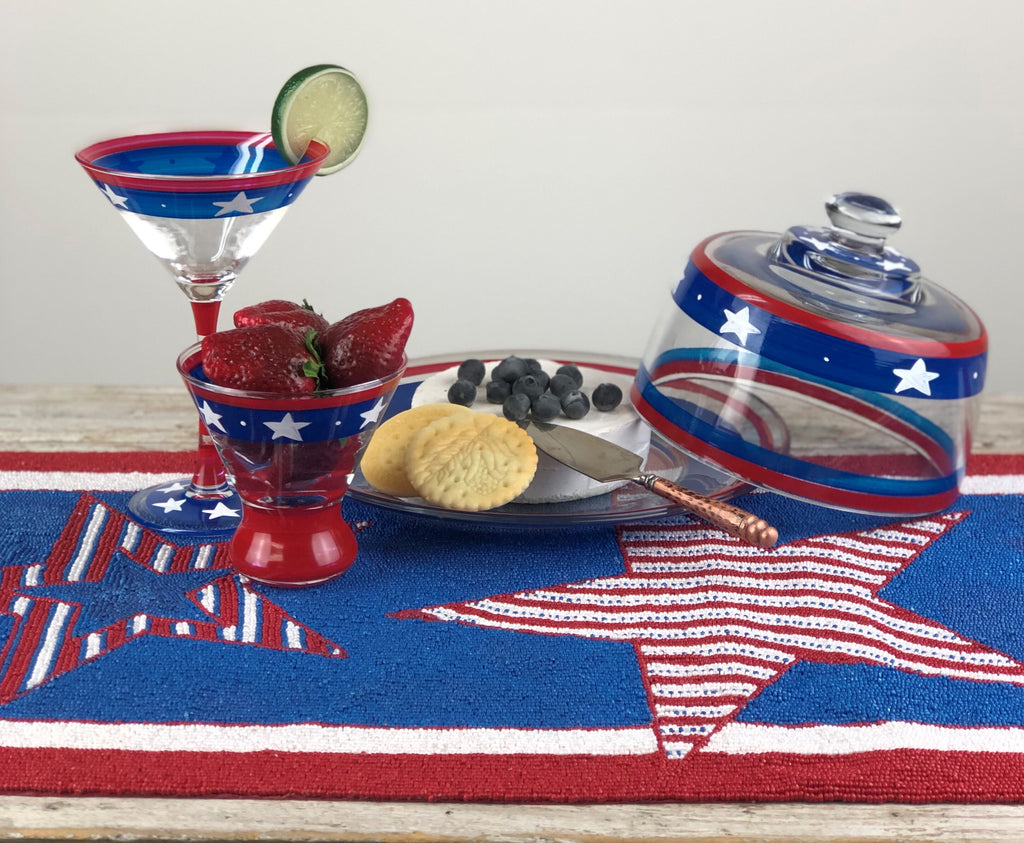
[3,795,1024,843]
[2,385,1021,454]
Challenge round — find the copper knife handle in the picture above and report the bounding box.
[640,474,778,548]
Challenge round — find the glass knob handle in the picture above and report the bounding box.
[825,192,902,240]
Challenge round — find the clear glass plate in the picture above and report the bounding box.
[346,351,785,526]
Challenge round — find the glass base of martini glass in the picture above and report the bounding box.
[76,131,329,536]
[125,297,240,535]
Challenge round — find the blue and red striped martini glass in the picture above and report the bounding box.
[76,131,329,536]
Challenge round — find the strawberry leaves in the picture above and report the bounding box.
[301,329,327,385]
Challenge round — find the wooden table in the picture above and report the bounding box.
[1,385,1023,843]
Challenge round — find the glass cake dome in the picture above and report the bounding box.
[632,192,987,515]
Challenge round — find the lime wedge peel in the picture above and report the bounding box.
[272,64,369,175]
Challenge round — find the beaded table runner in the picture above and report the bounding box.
[1,451,1022,802]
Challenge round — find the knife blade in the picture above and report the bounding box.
[523,420,777,548]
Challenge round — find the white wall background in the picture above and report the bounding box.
[1,0,1021,393]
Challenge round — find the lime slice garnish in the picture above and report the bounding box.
[271,64,368,175]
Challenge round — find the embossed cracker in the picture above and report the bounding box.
[361,403,473,497]
[406,414,538,511]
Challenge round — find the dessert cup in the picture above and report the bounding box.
[178,343,405,586]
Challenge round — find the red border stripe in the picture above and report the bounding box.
[3,746,1024,802]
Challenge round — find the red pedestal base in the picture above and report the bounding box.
[228,503,358,587]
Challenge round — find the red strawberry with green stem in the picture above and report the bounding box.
[202,324,325,394]
[323,297,414,388]
[233,299,329,336]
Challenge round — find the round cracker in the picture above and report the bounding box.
[360,403,473,497]
[405,414,538,511]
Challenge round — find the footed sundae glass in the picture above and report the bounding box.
[177,344,405,586]
[76,132,329,535]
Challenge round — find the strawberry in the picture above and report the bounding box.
[233,299,329,336]
[202,324,325,394]
[323,297,414,388]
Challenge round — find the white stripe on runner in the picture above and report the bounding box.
[152,544,173,574]
[705,721,1024,755]
[961,475,1024,495]
[121,522,141,553]
[26,603,73,690]
[646,661,778,680]
[242,588,258,643]
[655,704,737,719]
[573,575,878,601]
[67,504,106,582]
[194,545,214,570]
[85,632,103,661]
[0,471,183,492]
[650,681,758,699]
[1,716,1022,757]
[0,721,658,756]
[641,642,795,663]
[285,621,303,649]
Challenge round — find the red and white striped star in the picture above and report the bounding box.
[0,494,351,704]
[402,511,1024,758]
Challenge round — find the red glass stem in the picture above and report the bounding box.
[189,300,227,495]
[191,299,221,338]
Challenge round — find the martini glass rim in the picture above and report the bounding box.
[75,130,330,187]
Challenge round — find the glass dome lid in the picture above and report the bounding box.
[692,193,987,399]
[633,192,988,516]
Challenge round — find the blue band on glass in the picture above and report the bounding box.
[190,395,381,443]
[672,261,986,399]
[91,180,310,219]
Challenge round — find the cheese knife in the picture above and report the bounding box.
[523,420,778,548]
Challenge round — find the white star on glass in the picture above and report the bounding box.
[198,400,226,432]
[719,306,761,346]
[893,358,939,396]
[360,398,386,429]
[213,191,262,217]
[157,481,189,493]
[264,412,310,441]
[101,183,128,208]
[203,501,241,520]
[152,498,186,513]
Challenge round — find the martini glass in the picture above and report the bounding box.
[76,131,329,535]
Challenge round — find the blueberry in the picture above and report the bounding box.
[493,356,528,383]
[502,393,532,422]
[447,379,477,407]
[457,358,486,385]
[556,364,583,389]
[523,358,544,375]
[592,382,623,411]
[512,374,545,401]
[561,389,590,420]
[548,372,577,398]
[485,379,512,404]
[530,392,562,422]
